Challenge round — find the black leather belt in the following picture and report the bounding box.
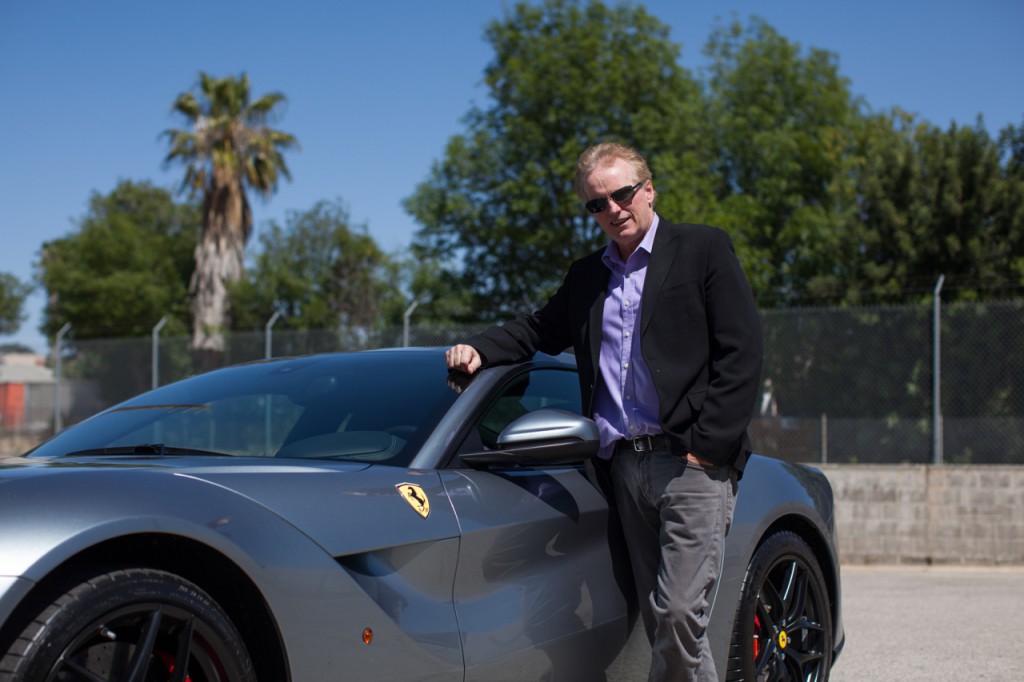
[617,434,667,453]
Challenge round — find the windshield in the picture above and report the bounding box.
[27,350,459,467]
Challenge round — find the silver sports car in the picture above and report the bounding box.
[0,349,843,681]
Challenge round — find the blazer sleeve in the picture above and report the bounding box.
[465,258,586,365]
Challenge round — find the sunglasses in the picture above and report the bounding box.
[584,180,646,214]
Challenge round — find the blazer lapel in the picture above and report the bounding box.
[585,259,608,369]
[641,219,680,335]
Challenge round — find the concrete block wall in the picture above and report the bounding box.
[818,464,1024,565]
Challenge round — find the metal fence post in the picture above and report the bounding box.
[265,310,282,359]
[403,298,420,347]
[53,322,71,433]
[933,275,944,465]
[263,310,283,455]
[151,316,168,390]
[821,413,828,464]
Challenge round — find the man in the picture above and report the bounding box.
[446,142,762,681]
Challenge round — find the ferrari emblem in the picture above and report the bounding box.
[778,630,788,649]
[397,483,430,519]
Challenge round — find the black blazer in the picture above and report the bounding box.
[467,218,763,472]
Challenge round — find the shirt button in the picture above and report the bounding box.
[623,362,629,369]
[624,300,630,307]
[625,331,631,337]
[626,395,633,401]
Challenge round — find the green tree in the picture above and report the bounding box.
[841,112,1023,304]
[702,18,864,304]
[920,119,1024,299]
[163,72,298,355]
[37,180,198,339]
[996,119,1024,283]
[405,0,706,320]
[0,272,31,335]
[392,250,475,327]
[230,201,396,337]
[408,5,1021,318]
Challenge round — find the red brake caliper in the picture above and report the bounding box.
[752,614,762,660]
[158,653,193,682]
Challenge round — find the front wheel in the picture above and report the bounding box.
[0,567,255,682]
[727,531,833,681]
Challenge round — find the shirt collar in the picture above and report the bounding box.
[602,214,660,270]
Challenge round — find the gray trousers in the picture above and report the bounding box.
[610,445,738,682]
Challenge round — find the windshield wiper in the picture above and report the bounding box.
[111,404,211,412]
[60,443,231,458]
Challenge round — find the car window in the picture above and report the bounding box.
[104,394,305,457]
[28,352,459,466]
[459,368,582,453]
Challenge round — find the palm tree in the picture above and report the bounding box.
[164,72,298,356]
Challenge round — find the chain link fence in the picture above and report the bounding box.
[4,300,1022,463]
[29,324,488,433]
[750,300,1024,464]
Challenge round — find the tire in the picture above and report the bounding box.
[0,567,255,682]
[726,531,833,682]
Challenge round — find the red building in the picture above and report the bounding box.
[0,354,53,430]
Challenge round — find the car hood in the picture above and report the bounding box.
[0,452,371,476]
[0,453,459,580]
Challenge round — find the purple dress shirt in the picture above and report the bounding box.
[594,215,662,458]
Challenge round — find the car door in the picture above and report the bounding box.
[439,367,634,681]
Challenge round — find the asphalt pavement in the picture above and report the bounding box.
[829,564,1024,681]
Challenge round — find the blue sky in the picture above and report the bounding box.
[2,0,1022,353]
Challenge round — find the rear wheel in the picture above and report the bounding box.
[0,567,255,682]
[727,531,833,681]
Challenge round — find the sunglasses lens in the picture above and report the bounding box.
[584,181,642,214]
[610,185,635,202]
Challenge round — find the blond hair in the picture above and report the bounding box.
[574,142,653,203]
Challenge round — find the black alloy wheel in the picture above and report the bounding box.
[726,530,833,682]
[0,567,255,682]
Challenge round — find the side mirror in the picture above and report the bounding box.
[461,409,600,469]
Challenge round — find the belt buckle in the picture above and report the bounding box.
[632,435,653,452]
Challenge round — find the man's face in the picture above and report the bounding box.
[581,157,656,259]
